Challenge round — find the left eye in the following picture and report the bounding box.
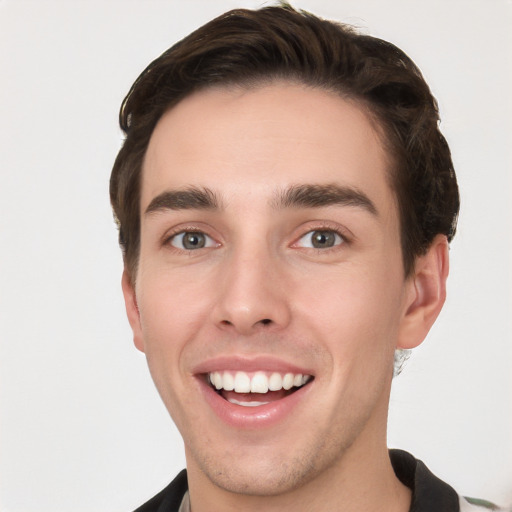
[296,230,344,249]
[170,231,217,250]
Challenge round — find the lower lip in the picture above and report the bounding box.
[199,377,312,429]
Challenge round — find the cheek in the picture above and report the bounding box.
[135,275,206,413]
[140,263,211,319]
[136,270,212,361]
[295,265,405,355]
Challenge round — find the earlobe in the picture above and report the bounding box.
[121,269,145,352]
[397,234,450,350]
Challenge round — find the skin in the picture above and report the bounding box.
[122,82,449,512]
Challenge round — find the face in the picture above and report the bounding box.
[124,83,418,496]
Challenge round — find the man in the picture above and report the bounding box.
[109,4,495,511]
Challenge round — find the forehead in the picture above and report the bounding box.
[141,82,394,214]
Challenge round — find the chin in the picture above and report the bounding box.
[199,454,320,496]
[186,427,355,498]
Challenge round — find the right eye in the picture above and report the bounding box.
[169,231,217,250]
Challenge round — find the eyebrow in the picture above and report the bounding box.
[271,183,378,215]
[145,186,222,215]
[144,183,377,216]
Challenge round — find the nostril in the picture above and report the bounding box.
[217,318,273,330]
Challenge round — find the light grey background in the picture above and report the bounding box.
[1,1,511,511]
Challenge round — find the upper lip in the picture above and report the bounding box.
[191,355,314,376]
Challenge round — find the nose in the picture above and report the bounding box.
[212,245,292,335]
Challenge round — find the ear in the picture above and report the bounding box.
[397,234,450,350]
[121,269,145,352]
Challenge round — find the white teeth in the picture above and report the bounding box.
[223,372,234,391]
[282,373,294,390]
[268,372,283,391]
[228,398,270,407]
[208,370,312,393]
[213,371,222,390]
[233,372,251,393]
[250,372,269,393]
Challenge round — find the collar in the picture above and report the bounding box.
[390,449,460,512]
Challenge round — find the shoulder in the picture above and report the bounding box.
[132,470,188,512]
[459,496,506,511]
[389,450,505,512]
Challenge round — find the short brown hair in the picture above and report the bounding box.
[110,4,459,279]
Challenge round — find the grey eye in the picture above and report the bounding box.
[171,231,215,250]
[297,230,343,249]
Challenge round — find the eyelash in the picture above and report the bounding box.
[163,227,218,251]
[162,223,351,253]
[292,224,351,253]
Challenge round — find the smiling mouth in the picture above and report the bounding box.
[207,370,313,407]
